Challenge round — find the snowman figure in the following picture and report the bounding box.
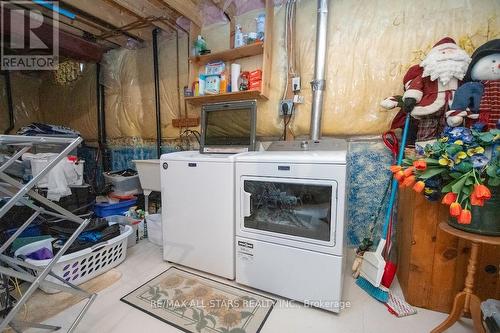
[447,39,500,129]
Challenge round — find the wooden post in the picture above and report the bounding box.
[188,22,201,88]
[260,0,273,99]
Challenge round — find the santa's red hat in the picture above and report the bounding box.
[432,37,457,48]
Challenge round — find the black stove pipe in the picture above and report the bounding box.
[96,63,109,171]
[152,28,162,158]
[3,72,14,134]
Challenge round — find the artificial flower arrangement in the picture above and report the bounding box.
[390,126,500,225]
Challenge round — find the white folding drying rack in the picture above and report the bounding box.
[0,135,96,332]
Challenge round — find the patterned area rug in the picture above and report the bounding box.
[121,267,275,333]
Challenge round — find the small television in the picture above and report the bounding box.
[200,100,257,154]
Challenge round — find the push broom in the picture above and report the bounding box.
[356,111,411,302]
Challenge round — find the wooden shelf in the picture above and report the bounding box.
[186,0,272,103]
[184,90,265,105]
[189,42,264,65]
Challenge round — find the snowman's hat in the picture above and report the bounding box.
[465,39,500,81]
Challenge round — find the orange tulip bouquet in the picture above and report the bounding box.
[391,126,499,226]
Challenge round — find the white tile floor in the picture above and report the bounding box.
[35,241,473,333]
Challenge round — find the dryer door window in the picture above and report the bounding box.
[241,178,336,244]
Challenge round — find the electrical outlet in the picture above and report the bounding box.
[292,76,301,92]
[279,99,294,116]
[293,95,304,104]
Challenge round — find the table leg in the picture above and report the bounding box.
[431,241,484,333]
[463,242,480,312]
[431,292,466,333]
[469,294,485,333]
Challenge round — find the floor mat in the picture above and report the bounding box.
[121,267,275,333]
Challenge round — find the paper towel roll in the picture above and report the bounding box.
[231,63,241,92]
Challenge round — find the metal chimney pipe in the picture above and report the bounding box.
[152,28,162,158]
[310,0,329,141]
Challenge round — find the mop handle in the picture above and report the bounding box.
[381,113,411,241]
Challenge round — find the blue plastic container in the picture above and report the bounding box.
[93,198,138,218]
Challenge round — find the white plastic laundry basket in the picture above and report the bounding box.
[21,225,132,294]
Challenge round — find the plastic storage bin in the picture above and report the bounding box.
[105,215,140,247]
[16,224,133,293]
[147,214,162,247]
[104,170,142,195]
[94,198,137,218]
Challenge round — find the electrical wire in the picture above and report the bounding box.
[283,104,294,140]
[10,278,28,319]
[177,129,201,150]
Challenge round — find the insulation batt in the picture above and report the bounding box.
[1,0,499,140]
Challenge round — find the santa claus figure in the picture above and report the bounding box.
[380,65,422,145]
[403,37,471,142]
[447,39,500,129]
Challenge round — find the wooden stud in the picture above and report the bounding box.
[188,22,201,88]
[260,0,273,99]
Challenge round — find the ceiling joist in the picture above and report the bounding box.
[59,0,153,41]
[103,0,174,33]
[15,0,206,54]
[155,0,202,28]
[21,2,127,48]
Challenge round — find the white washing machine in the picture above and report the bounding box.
[160,151,236,279]
[234,149,348,312]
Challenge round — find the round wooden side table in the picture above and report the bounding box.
[431,223,500,333]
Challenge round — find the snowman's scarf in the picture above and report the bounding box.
[421,48,470,86]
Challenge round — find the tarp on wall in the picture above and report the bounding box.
[0,72,43,133]
[0,67,97,139]
[100,32,189,140]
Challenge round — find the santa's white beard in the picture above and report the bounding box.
[421,49,471,86]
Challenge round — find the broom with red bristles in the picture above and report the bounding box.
[355,111,411,302]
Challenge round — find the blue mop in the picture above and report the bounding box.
[356,112,411,303]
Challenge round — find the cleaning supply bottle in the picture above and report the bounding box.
[194,35,207,55]
[234,25,244,48]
